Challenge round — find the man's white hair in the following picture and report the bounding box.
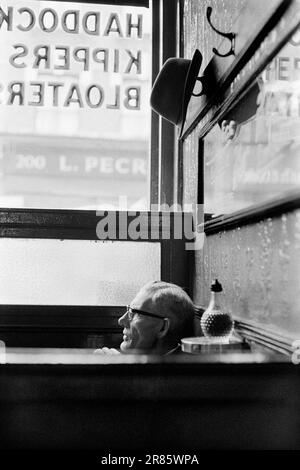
[138,280,195,340]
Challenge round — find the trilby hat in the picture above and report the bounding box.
[150,49,203,138]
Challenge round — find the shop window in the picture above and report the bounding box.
[0,0,151,210]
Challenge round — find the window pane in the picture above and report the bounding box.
[0,1,151,210]
[0,239,160,305]
[204,31,300,216]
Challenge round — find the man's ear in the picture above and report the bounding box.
[157,318,170,339]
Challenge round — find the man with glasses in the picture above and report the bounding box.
[96,281,195,355]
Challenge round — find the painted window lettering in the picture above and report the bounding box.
[0,7,143,38]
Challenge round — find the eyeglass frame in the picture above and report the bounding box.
[125,305,166,321]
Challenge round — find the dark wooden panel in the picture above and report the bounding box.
[0,305,123,348]
[175,140,184,205]
[150,0,160,205]
[0,209,193,240]
[0,305,122,328]
[160,232,192,292]
[0,360,299,450]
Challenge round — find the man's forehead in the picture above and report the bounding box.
[131,289,154,310]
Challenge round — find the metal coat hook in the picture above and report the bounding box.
[206,6,235,58]
[192,77,206,97]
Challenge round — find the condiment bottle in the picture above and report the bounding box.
[200,279,233,341]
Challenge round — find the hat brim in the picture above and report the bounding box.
[218,80,260,128]
[179,49,203,138]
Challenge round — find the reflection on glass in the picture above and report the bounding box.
[204,31,300,216]
[0,1,151,210]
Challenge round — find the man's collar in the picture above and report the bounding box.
[164,343,181,355]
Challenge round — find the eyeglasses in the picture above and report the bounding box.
[126,306,165,321]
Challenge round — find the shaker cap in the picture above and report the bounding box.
[211,279,222,292]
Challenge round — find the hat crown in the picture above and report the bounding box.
[150,50,202,136]
[150,58,192,125]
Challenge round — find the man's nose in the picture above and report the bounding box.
[118,311,129,327]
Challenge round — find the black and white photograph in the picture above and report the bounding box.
[0,0,299,461]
